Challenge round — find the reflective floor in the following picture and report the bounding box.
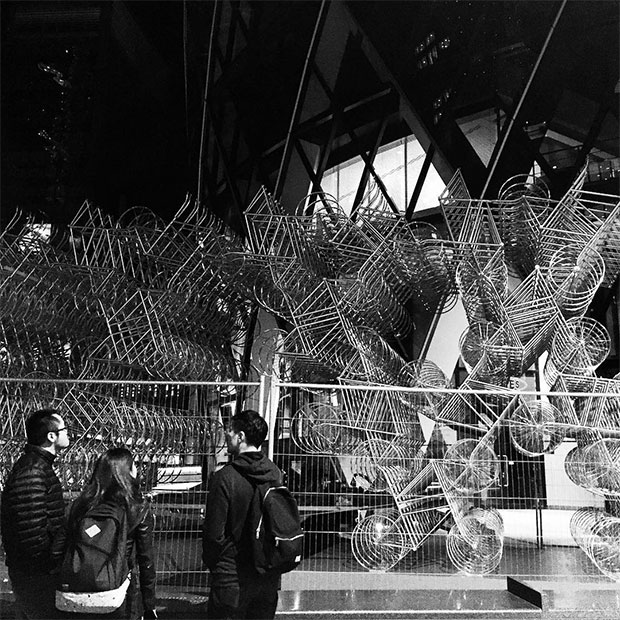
[277,588,540,618]
[151,542,620,619]
[2,534,619,619]
[160,582,618,620]
[152,579,620,620]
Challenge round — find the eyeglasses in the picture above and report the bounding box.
[53,426,68,434]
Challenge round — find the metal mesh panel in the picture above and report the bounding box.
[0,377,250,593]
[2,379,620,590]
[271,381,620,583]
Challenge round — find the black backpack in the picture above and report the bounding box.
[59,502,130,593]
[243,478,304,575]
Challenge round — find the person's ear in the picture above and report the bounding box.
[46,430,56,444]
[238,430,246,444]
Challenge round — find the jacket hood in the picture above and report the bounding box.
[231,451,281,485]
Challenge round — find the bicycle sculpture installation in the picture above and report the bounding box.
[0,164,619,579]
[0,199,244,487]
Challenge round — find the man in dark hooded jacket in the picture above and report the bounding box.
[203,409,282,620]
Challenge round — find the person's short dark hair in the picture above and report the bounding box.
[25,408,61,446]
[231,409,268,448]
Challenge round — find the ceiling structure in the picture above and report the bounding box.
[2,1,618,226]
[188,0,619,226]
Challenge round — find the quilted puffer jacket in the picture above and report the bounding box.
[1,444,65,574]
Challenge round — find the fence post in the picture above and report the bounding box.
[261,374,276,461]
[536,498,544,549]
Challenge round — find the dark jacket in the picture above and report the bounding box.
[203,451,282,585]
[52,499,157,613]
[126,501,157,612]
[0,444,65,574]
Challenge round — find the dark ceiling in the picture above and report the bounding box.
[1,1,618,228]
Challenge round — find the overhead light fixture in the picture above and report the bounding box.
[523,121,547,141]
[414,31,450,72]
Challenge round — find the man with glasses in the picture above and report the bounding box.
[1,409,70,618]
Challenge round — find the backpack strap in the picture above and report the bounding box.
[230,467,271,537]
